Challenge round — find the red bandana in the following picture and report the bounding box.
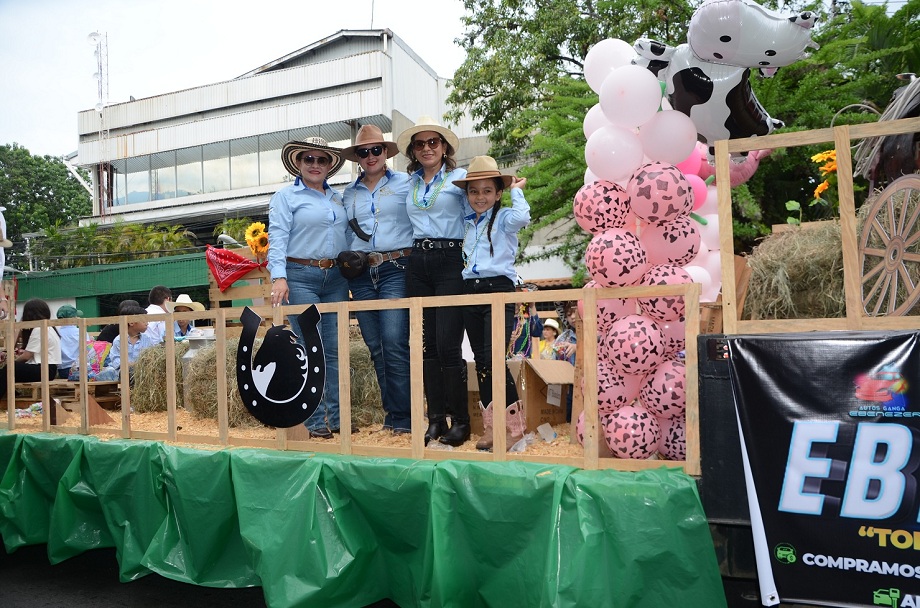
[205,245,267,292]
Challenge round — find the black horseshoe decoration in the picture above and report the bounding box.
[236,305,325,428]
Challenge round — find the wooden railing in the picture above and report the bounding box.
[1,283,702,474]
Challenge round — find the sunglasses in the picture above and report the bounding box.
[356,145,384,159]
[412,137,443,151]
[300,154,331,166]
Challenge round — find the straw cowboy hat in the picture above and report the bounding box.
[341,125,399,162]
[452,156,516,189]
[165,294,205,312]
[396,115,460,155]
[281,136,346,178]
[543,318,560,333]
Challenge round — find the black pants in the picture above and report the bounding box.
[462,275,520,406]
[406,248,465,367]
[0,362,59,395]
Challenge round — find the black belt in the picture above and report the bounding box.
[413,238,462,250]
[287,256,337,269]
[368,248,413,267]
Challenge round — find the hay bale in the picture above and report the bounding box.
[744,221,845,319]
[186,337,260,428]
[349,332,385,428]
[132,342,190,413]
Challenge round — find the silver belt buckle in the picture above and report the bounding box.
[420,238,435,250]
[367,252,384,267]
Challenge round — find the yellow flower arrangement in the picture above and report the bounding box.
[810,150,837,201]
[245,221,269,261]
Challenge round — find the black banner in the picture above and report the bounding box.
[729,331,920,608]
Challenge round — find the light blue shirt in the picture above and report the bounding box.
[58,324,80,368]
[461,188,530,281]
[268,177,347,280]
[405,165,470,240]
[109,332,158,371]
[344,168,413,252]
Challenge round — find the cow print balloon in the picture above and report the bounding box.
[575,410,615,456]
[638,264,692,322]
[604,404,661,459]
[601,314,665,376]
[581,280,636,334]
[597,358,644,413]
[639,358,686,420]
[573,180,632,235]
[658,415,686,461]
[626,162,692,225]
[585,228,648,287]
[658,318,686,357]
[638,214,700,266]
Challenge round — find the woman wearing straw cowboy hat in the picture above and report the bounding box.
[454,156,531,450]
[397,115,471,446]
[267,136,350,440]
[340,124,413,434]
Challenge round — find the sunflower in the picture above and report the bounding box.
[814,180,830,200]
[810,150,836,164]
[245,222,266,242]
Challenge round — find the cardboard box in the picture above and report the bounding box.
[466,358,571,435]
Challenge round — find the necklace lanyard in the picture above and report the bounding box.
[349,187,379,242]
[462,216,490,272]
[412,174,447,210]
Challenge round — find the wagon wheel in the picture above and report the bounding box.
[860,174,920,316]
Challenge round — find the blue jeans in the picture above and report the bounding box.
[348,260,411,431]
[285,261,349,432]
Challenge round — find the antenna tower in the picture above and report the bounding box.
[89,31,111,216]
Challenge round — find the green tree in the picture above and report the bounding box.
[0,143,92,268]
[447,0,693,157]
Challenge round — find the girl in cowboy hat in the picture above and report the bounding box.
[453,156,531,451]
[267,136,351,440]
[341,125,413,434]
[396,115,472,446]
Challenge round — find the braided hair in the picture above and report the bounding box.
[484,177,505,256]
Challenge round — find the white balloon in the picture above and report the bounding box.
[585,125,645,183]
[698,213,721,251]
[585,167,600,186]
[700,248,723,284]
[599,65,663,129]
[684,265,713,302]
[687,243,711,267]
[638,110,698,165]
[584,38,637,94]
[698,184,719,215]
[584,103,612,140]
[660,97,672,111]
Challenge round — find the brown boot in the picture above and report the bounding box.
[476,402,493,450]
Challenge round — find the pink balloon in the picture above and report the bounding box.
[638,110,698,165]
[599,65,663,129]
[639,359,686,419]
[675,145,703,176]
[658,318,686,357]
[583,103,612,139]
[585,229,648,287]
[601,314,665,375]
[638,215,700,266]
[580,280,637,335]
[573,180,631,235]
[584,38,637,94]
[603,404,661,459]
[658,415,686,460]
[585,125,645,183]
[597,358,644,413]
[626,162,693,225]
[685,174,708,211]
[638,264,692,322]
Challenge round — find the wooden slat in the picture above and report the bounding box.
[835,125,865,330]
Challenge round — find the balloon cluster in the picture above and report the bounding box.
[573,40,729,460]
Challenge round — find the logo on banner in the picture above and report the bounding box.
[852,366,911,418]
[774,543,797,564]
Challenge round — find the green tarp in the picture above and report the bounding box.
[0,432,726,608]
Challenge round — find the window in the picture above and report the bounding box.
[151,151,176,200]
[125,156,150,204]
[231,137,259,189]
[259,131,287,185]
[176,147,202,197]
[203,142,230,193]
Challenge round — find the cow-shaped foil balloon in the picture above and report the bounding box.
[634,0,817,157]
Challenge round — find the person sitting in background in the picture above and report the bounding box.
[507,301,543,360]
[96,299,141,343]
[96,305,157,383]
[165,294,205,338]
[0,298,61,395]
[144,285,172,344]
[539,318,560,359]
[55,305,82,379]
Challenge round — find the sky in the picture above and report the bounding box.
[0,0,469,158]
